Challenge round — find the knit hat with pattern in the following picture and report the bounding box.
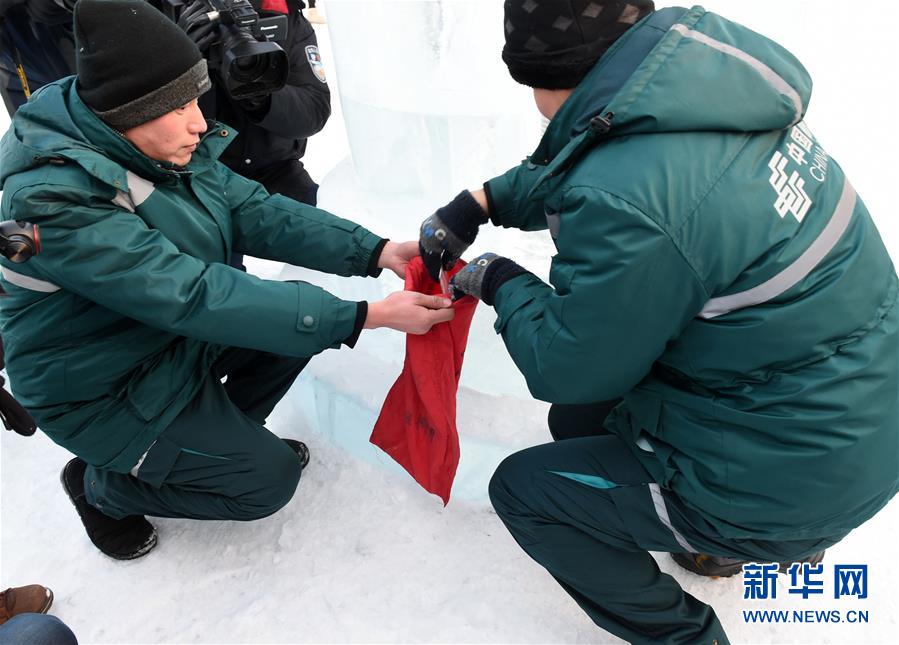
[502,0,655,88]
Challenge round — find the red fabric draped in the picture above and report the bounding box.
[370,257,478,504]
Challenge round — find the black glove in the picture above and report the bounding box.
[419,190,488,283]
[449,252,528,306]
[237,94,272,117]
[178,0,218,53]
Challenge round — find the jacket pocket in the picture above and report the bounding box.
[123,356,181,422]
[132,433,232,488]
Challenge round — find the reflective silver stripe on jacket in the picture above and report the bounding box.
[112,170,156,213]
[670,23,804,125]
[0,266,60,292]
[648,483,697,552]
[700,178,857,319]
[3,171,157,293]
[129,440,157,477]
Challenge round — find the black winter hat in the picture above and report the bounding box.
[502,0,655,89]
[74,0,211,131]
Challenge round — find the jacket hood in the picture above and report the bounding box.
[0,76,233,190]
[533,5,812,176]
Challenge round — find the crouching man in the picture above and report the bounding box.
[418,1,898,642]
[0,0,453,560]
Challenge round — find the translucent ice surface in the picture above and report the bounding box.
[326,0,545,209]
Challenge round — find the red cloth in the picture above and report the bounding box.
[370,257,478,504]
[260,0,289,14]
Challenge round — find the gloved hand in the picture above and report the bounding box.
[237,94,272,116]
[419,190,488,282]
[178,0,218,53]
[449,252,528,306]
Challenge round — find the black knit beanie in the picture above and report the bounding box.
[74,0,211,131]
[503,0,655,89]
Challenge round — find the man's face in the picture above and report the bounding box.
[123,99,207,166]
[533,88,575,120]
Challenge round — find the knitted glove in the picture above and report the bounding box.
[178,1,217,53]
[449,252,528,306]
[419,191,488,282]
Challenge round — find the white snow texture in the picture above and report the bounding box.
[2,1,897,643]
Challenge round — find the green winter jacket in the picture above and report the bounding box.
[486,6,898,540]
[0,77,382,473]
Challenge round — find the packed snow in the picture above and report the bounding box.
[2,1,897,643]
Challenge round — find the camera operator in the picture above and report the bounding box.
[161,0,330,269]
[171,0,327,207]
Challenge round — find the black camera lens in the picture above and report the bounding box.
[231,55,266,82]
[221,40,287,99]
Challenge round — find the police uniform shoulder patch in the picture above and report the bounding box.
[305,45,327,84]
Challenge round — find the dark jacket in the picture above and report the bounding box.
[198,0,329,189]
[485,6,898,541]
[0,78,381,472]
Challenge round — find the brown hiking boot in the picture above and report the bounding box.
[0,584,53,625]
[671,552,748,578]
[672,550,826,578]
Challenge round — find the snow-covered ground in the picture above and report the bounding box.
[2,2,898,643]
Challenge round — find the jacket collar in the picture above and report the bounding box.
[531,6,686,167]
[527,4,812,197]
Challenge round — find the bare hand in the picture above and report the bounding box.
[364,291,455,334]
[378,241,419,280]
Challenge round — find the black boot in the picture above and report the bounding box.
[60,458,157,560]
[281,439,310,470]
[671,550,826,578]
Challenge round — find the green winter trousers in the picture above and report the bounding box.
[84,347,310,521]
[489,403,841,645]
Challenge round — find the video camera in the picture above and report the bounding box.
[161,0,289,100]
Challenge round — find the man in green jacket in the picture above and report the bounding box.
[419,1,898,642]
[0,0,454,560]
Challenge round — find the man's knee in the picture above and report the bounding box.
[489,449,538,521]
[233,442,302,520]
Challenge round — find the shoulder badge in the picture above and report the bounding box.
[305,45,327,84]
